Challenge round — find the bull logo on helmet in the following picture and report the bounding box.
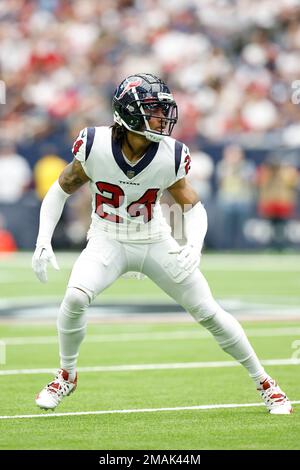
[118,79,142,99]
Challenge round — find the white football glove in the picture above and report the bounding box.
[168,244,201,274]
[32,243,60,283]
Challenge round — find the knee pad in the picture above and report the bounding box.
[61,287,91,317]
[188,298,222,322]
[199,309,251,361]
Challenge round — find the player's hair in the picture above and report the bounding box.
[110,122,127,144]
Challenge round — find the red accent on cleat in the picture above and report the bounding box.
[257,378,293,414]
[35,369,78,410]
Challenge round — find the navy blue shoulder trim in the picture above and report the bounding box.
[175,140,183,176]
[85,127,95,161]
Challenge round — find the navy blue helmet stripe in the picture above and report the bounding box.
[86,127,95,160]
[175,141,183,175]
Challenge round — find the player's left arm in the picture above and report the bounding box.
[167,176,199,208]
[167,177,208,272]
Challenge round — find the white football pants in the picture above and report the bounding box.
[57,233,266,382]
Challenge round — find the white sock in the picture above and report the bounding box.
[57,287,90,381]
[253,374,272,388]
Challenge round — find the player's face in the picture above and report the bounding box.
[148,110,167,132]
[143,103,169,132]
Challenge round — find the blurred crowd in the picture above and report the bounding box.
[1,0,300,251]
[2,0,300,146]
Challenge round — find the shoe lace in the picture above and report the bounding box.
[47,371,71,396]
[259,379,286,405]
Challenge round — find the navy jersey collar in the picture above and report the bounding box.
[111,135,159,179]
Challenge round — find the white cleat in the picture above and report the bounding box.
[258,377,293,415]
[35,369,77,410]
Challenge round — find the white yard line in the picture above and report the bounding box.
[2,252,300,270]
[0,295,164,307]
[2,331,209,345]
[1,296,300,306]
[0,252,300,272]
[0,358,299,376]
[1,400,300,420]
[2,327,300,345]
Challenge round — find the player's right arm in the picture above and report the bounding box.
[58,159,90,194]
[32,159,90,283]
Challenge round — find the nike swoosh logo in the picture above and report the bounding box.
[81,129,86,138]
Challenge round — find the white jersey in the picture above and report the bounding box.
[72,126,191,242]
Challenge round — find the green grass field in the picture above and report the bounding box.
[0,252,300,449]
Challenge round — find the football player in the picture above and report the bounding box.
[32,73,292,414]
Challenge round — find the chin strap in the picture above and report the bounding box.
[114,111,166,143]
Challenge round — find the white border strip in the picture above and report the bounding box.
[1,358,300,376]
[2,327,300,345]
[1,401,300,420]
